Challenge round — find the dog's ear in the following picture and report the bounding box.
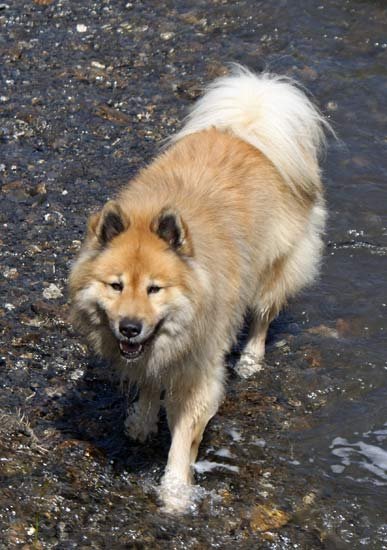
[151,208,193,256]
[88,200,128,245]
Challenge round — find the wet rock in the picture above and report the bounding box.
[306,324,339,339]
[43,211,66,226]
[42,284,63,300]
[25,244,43,256]
[95,104,132,125]
[43,383,67,398]
[250,503,290,532]
[1,180,29,200]
[335,318,351,337]
[326,101,338,111]
[31,300,66,318]
[7,521,29,546]
[303,348,323,368]
[302,492,317,506]
[3,267,19,280]
[296,65,318,81]
[160,31,175,40]
[174,80,203,101]
[11,333,41,348]
[206,62,229,79]
[335,317,367,338]
[30,182,47,197]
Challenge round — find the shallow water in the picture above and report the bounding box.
[1,0,386,548]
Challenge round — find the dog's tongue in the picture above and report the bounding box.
[120,341,142,354]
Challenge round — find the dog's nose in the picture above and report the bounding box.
[119,318,142,339]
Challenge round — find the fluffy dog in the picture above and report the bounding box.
[69,66,329,512]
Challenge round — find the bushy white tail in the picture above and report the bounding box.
[173,65,331,195]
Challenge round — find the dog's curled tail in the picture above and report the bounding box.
[172,65,332,196]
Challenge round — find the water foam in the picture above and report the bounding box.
[330,426,387,484]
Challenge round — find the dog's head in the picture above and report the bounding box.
[69,200,197,365]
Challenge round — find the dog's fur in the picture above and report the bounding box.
[69,66,329,512]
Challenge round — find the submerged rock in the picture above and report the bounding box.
[250,503,290,532]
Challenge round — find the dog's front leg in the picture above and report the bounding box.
[124,382,161,443]
[160,368,224,513]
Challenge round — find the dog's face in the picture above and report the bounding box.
[70,201,196,365]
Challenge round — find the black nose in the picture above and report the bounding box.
[119,318,142,339]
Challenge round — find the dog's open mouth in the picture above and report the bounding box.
[117,320,163,361]
[119,340,145,360]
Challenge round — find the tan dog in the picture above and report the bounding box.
[69,66,329,512]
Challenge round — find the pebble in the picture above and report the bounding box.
[42,283,63,300]
[76,24,87,33]
[3,267,18,280]
[302,492,316,506]
[70,368,84,381]
[326,101,338,111]
[160,32,175,40]
[91,61,106,69]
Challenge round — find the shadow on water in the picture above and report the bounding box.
[54,358,171,473]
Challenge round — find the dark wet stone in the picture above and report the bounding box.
[174,80,203,101]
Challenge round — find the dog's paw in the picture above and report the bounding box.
[158,473,193,515]
[124,404,158,443]
[235,352,264,378]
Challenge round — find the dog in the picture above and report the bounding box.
[69,66,329,512]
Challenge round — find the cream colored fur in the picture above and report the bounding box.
[69,67,329,513]
[172,65,330,196]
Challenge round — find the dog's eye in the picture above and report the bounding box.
[110,282,123,292]
[147,285,162,295]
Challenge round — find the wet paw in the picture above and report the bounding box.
[158,473,193,515]
[124,404,158,443]
[235,352,264,378]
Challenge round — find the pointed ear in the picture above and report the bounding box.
[151,208,193,256]
[88,200,128,245]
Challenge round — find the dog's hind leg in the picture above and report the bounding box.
[236,209,325,379]
[235,309,275,378]
[236,255,293,378]
[159,364,224,513]
[124,383,161,443]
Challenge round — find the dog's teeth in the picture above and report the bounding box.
[119,341,144,359]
